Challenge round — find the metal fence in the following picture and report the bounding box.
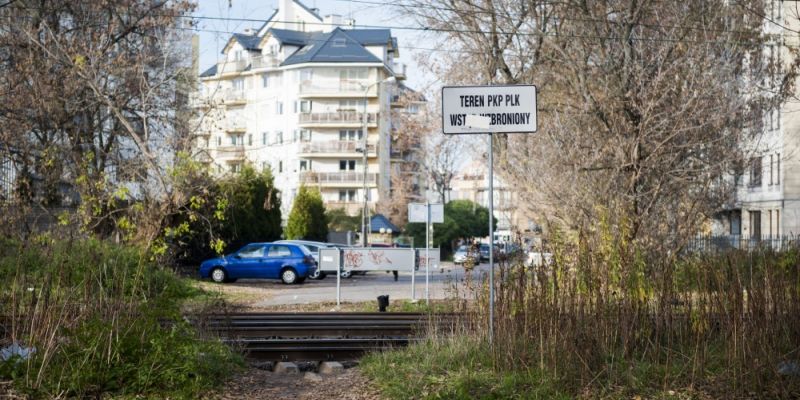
[684,235,800,253]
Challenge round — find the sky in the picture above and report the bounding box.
[194,0,438,91]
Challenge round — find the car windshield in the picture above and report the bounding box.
[457,245,468,252]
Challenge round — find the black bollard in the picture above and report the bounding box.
[377,295,389,312]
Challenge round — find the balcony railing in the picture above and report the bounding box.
[251,55,280,69]
[298,80,377,97]
[221,89,247,103]
[299,141,376,155]
[391,62,407,79]
[298,112,377,126]
[326,201,366,215]
[215,59,248,74]
[216,145,245,159]
[225,120,247,132]
[300,171,378,186]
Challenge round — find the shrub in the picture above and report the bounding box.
[285,185,328,241]
[0,238,241,398]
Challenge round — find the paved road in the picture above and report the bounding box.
[226,261,494,307]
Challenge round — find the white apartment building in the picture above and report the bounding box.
[714,1,800,239]
[194,0,409,221]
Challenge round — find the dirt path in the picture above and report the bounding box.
[211,366,384,400]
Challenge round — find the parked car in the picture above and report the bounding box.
[199,242,316,284]
[479,243,491,261]
[275,240,354,279]
[453,245,480,265]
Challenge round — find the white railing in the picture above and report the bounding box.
[251,55,280,69]
[298,112,377,125]
[225,119,246,131]
[215,145,245,159]
[300,171,378,185]
[325,201,366,215]
[216,59,248,74]
[299,141,376,154]
[298,79,376,96]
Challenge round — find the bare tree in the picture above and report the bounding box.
[402,0,793,251]
[0,0,202,242]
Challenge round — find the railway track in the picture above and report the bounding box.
[193,312,452,361]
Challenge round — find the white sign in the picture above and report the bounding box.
[465,114,491,129]
[415,248,441,269]
[341,248,415,272]
[442,85,537,134]
[408,203,444,223]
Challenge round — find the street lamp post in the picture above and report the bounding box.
[361,76,396,247]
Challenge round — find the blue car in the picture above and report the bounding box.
[199,243,316,284]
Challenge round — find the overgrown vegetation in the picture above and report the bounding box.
[0,238,242,398]
[363,230,800,399]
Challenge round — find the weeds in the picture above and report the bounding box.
[0,238,242,398]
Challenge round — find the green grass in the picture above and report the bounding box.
[361,337,571,400]
[0,238,243,399]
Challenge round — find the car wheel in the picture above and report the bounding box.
[281,268,298,284]
[210,267,227,283]
[340,270,352,279]
[310,268,323,280]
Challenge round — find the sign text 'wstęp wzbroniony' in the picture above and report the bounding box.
[441,85,537,134]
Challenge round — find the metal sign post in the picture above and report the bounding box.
[336,248,341,306]
[426,200,431,304]
[441,84,537,346]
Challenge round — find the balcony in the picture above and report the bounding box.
[300,171,378,187]
[298,80,377,98]
[215,59,249,75]
[251,55,280,69]
[326,201,366,215]
[298,112,378,128]
[298,141,376,157]
[225,120,247,132]
[215,145,245,160]
[221,89,247,105]
[391,62,407,80]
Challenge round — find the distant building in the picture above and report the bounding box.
[193,0,413,223]
[450,158,537,241]
[714,1,800,239]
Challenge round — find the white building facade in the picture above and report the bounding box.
[714,1,800,240]
[194,0,407,221]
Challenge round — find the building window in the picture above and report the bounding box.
[750,210,762,240]
[232,78,244,91]
[276,131,283,144]
[262,132,267,145]
[777,153,781,184]
[248,134,253,146]
[299,160,309,171]
[278,161,283,173]
[749,156,762,187]
[770,154,774,185]
[339,160,356,171]
[261,74,269,88]
[777,209,780,236]
[230,163,242,173]
[339,68,368,81]
[338,189,356,201]
[298,100,312,113]
[339,129,362,141]
[333,38,346,47]
[276,102,283,115]
[299,68,313,82]
[300,130,311,141]
[217,136,222,146]
[769,210,773,238]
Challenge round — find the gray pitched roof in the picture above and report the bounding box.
[231,33,262,51]
[269,28,318,46]
[344,29,392,46]
[199,64,218,77]
[370,214,400,233]
[282,28,384,66]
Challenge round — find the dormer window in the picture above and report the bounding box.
[333,38,346,47]
[234,50,243,61]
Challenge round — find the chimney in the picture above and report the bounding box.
[278,0,295,30]
[344,18,355,28]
